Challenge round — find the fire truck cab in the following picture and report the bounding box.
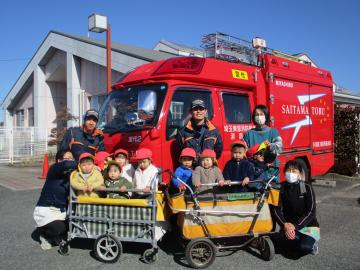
[98,33,334,183]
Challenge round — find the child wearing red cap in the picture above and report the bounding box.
[95,151,112,172]
[70,153,105,197]
[133,148,159,196]
[170,148,196,194]
[192,149,224,192]
[113,148,135,183]
[223,141,255,192]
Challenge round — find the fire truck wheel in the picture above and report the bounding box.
[295,159,311,184]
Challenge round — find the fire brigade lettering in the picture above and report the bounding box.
[275,80,293,88]
[313,140,332,148]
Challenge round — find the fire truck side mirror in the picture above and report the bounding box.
[138,90,157,121]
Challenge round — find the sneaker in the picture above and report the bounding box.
[39,235,52,250]
[312,243,319,255]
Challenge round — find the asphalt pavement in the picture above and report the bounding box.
[0,168,359,270]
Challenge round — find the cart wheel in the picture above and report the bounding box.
[94,234,122,263]
[142,248,158,264]
[58,240,69,256]
[185,238,216,269]
[259,237,274,261]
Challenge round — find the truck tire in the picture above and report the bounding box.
[295,158,311,184]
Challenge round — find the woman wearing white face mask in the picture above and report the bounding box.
[243,105,283,182]
[273,160,320,257]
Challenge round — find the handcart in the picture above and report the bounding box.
[60,174,167,264]
[166,169,280,269]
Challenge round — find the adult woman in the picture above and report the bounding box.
[243,104,283,177]
[273,160,319,256]
[33,150,77,250]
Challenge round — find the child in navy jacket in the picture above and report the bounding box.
[223,141,255,192]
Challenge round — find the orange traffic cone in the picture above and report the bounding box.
[39,153,49,180]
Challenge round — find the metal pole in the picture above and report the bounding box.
[106,24,111,94]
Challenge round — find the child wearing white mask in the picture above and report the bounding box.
[273,160,320,257]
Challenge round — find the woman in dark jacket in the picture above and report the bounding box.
[33,150,77,250]
[273,160,320,256]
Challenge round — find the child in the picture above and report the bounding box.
[113,148,135,183]
[104,160,132,199]
[273,160,320,256]
[95,151,111,171]
[192,149,224,193]
[222,141,255,192]
[170,148,196,194]
[247,142,280,186]
[70,152,105,197]
[133,148,159,196]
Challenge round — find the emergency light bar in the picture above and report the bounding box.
[153,57,205,75]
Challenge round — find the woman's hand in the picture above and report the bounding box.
[119,185,126,192]
[242,177,250,186]
[284,222,296,240]
[218,180,225,186]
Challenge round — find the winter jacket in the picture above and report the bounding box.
[176,119,223,160]
[223,159,255,192]
[133,164,159,191]
[60,126,105,161]
[121,163,135,183]
[192,166,224,192]
[105,177,132,199]
[36,160,77,211]
[70,168,105,198]
[171,166,193,188]
[273,182,319,230]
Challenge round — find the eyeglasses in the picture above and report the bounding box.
[192,106,205,112]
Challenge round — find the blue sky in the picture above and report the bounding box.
[1,0,359,121]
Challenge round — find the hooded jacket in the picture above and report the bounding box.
[70,167,105,198]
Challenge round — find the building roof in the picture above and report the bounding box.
[2,31,174,109]
[53,31,174,62]
[155,39,204,56]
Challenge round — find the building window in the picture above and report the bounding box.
[28,108,34,127]
[16,110,24,127]
[90,95,107,111]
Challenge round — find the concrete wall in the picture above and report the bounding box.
[12,82,34,127]
[80,59,122,96]
[47,82,66,129]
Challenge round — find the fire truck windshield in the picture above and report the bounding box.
[98,83,167,133]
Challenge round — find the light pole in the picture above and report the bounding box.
[88,13,112,94]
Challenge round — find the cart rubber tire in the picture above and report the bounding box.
[94,234,122,263]
[259,237,275,261]
[58,240,69,256]
[185,238,216,269]
[142,248,158,264]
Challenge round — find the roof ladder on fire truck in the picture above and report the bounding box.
[201,32,312,66]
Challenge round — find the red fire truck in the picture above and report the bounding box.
[98,33,334,183]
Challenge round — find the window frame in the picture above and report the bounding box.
[221,91,252,124]
[166,87,214,140]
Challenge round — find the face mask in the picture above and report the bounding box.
[285,172,299,183]
[255,115,266,125]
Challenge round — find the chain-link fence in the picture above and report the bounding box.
[0,127,50,164]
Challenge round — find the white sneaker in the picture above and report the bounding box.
[312,243,319,255]
[39,236,52,250]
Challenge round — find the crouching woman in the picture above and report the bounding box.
[33,150,77,250]
[273,160,320,256]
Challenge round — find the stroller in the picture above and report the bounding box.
[166,168,280,269]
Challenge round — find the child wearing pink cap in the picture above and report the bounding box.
[132,148,159,195]
[192,149,224,192]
